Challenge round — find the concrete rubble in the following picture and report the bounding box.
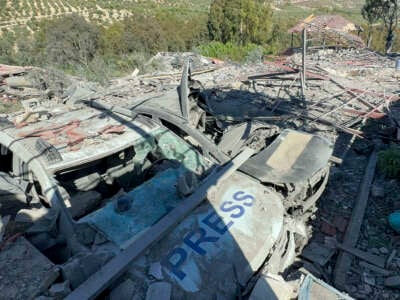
[0,236,59,299]
[249,273,295,300]
[0,37,399,299]
[145,282,172,300]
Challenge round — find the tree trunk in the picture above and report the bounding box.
[367,24,372,48]
[385,28,395,54]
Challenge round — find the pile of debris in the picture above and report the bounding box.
[0,45,399,299]
[95,48,400,299]
[288,14,365,48]
[0,64,72,118]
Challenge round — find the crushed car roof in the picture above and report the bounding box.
[2,106,161,173]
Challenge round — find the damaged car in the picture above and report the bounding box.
[0,87,332,299]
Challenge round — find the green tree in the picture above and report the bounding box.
[362,0,383,47]
[0,32,15,64]
[99,23,125,56]
[362,0,399,53]
[381,0,399,53]
[122,15,167,54]
[208,0,273,45]
[44,14,100,67]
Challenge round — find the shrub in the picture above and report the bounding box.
[378,145,400,179]
[196,41,265,62]
[43,14,100,67]
[0,32,15,64]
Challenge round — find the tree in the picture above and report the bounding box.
[122,14,168,54]
[0,31,15,64]
[381,0,399,53]
[362,0,399,53]
[362,0,383,47]
[99,23,125,56]
[208,0,273,45]
[44,14,100,67]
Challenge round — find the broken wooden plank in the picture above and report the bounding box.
[275,105,364,137]
[359,261,392,276]
[336,243,386,269]
[65,148,255,300]
[333,149,378,289]
[314,90,368,121]
[385,276,400,288]
[307,91,348,110]
[386,250,397,268]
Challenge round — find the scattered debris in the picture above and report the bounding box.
[0,237,59,299]
[334,149,378,289]
[386,250,397,268]
[0,38,399,299]
[0,215,10,242]
[61,251,114,289]
[148,262,164,281]
[48,280,72,298]
[337,243,386,268]
[289,14,365,48]
[109,278,136,300]
[359,261,391,276]
[145,282,172,300]
[384,276,400,289]
[302,242,336,266]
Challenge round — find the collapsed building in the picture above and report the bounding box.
[288,14,365,49]
[0,22,400,300]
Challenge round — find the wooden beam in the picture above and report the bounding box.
[333,149,378,289]
[337,243,386,269]
[274,106,364,137]
[301,28,307,98]
[65,148,255,300]
[314,90,368,121]
[359,261,391,276]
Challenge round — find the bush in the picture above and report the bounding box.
[196,41,265,62]
[378,145,400,179]
[0,32,15,64]
[43,14,100,67]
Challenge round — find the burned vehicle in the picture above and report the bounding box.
[123,61,332,218]
[0,89,332,299]
[128,61,283,157]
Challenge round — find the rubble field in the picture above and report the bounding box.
[0,46,400,300]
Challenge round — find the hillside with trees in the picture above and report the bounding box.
[0,0,398,82]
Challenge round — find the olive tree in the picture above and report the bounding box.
[44,14,100,67]
[208,0,273,45]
